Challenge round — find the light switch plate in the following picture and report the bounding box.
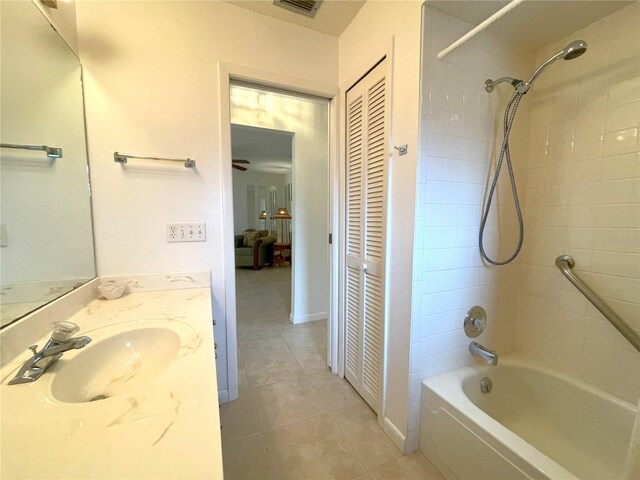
[166,223,206,243]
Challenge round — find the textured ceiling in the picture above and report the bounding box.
[223,0,366,36]
[428,0,635,51]
[231,124,293,174]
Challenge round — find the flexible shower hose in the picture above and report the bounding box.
[479,91,525,265]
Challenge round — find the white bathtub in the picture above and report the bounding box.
[419,356,638,480]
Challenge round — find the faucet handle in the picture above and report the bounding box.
[28,345,38,355]
[50,321,80,342]
[464,306,487,338]
[473,317,487,331]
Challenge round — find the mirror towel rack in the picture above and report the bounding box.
[114,151,196,168]
[1,143,62,159]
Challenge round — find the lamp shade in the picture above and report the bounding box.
[273,207,292,219]
[259,210,267,220]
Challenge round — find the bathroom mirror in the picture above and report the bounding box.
[0,2,96,328]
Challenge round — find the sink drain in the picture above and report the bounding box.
[89,394,109,402]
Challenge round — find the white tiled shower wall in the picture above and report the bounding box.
[409,1,640,452]
[516,2,640,403]
[407,6,536,451]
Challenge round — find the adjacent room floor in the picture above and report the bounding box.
[222,266,444,480]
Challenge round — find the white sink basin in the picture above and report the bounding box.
[50,327,181,403]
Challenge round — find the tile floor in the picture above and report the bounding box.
[222,266,444,480]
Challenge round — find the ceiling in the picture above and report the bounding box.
[222,0,366,36]
[231,124,293,174]
[428,0,635,51]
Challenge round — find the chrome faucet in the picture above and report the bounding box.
[469,341,498,366]
[8,321,91,385]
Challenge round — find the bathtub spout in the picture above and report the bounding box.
[469,341,498,366]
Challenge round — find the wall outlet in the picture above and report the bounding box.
[166,223,206,243]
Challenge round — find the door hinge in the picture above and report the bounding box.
[329,233,333,244]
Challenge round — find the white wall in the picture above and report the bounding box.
[517,2,640,404]
[33,0,79,54]
[230,84,329,323]
[76,0,338,399]
[409,6,535,451]
[338,0,423,451]
[1,1,95,286]
[232,170,288,234]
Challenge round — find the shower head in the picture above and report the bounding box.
[485,40,588,94]
[484,40,587,95]
[561,40,588,60]
[525,39,588,87]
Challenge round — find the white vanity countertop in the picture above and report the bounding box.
[0,287,223,479]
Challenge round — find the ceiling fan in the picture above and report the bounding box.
[232,159,250,171]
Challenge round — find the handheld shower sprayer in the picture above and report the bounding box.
[485,40,588,94]
[524,40,588,87]
[479,40,588,266]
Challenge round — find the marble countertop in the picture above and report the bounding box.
[0,287,222,479]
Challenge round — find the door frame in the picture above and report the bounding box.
[218,62,339,401]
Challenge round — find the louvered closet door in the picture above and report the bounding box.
[344,59,389,415]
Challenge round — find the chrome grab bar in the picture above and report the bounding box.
[555,255,640,352]
[1,143,62,158]
[114,152,196,168]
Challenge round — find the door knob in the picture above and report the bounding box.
[361,264,368,273]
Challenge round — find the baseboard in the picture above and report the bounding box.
[405,429,419,453]
[218,389,229,403]
[290,311,328,324]
[382,416,407,453]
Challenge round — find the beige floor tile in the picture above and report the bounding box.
[220,394,261,444]
[352,474,374,480]
[307,370,365,411]
[254,377,327,431]
[223,434,273,480]
[311,318,328,336]
[332,402,402,470]
[237,346,244,365]
[257,289,288,299]
[280,323,326,348]
[236,316,273,329]
[243,350,304,387]
[237,366,250,393]
[236,323,281,340]
[252,301,288,313]
[263,309,290,320]
[255,309,290,320]
[264,317,292,327]
[290,344,328,373]
[239,336,290,356]
[263,413,366,480]
[237,324,282,340]
[369,452,444,480]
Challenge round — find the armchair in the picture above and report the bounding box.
[234,229,276,270]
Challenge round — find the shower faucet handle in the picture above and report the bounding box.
[464,306,487,338]
[472,316,487,331]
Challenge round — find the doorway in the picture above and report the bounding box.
[228,81,332,395]
[218,63,340,405]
